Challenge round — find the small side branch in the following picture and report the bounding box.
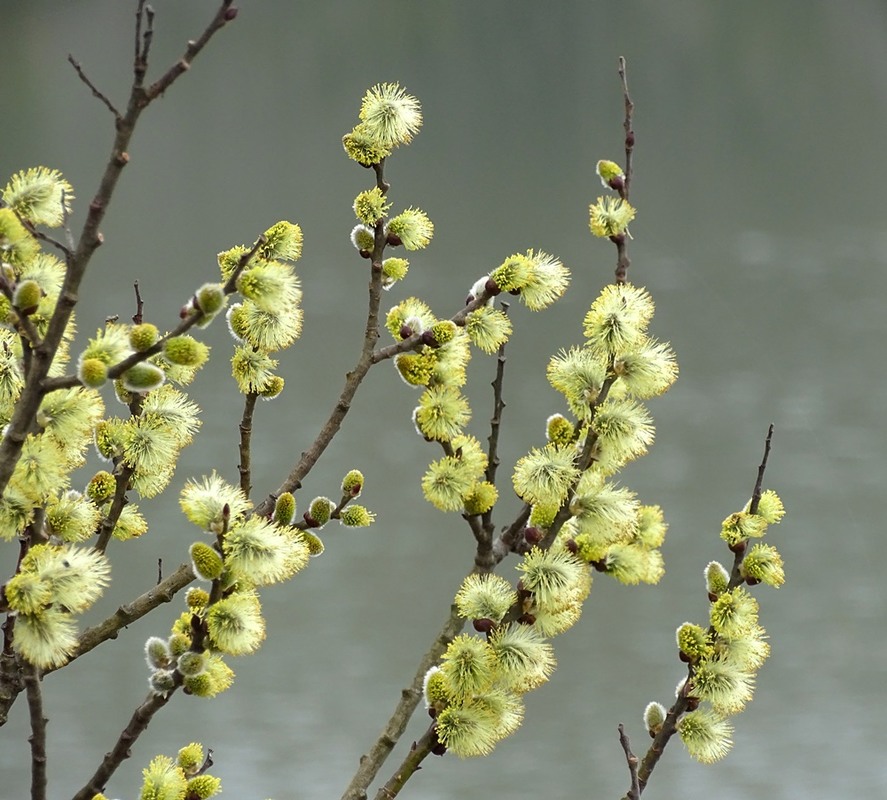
[618,56,635,201]
[67,55,121,120]
[617,723,640,800]
[44,563,195,674]
[340,605,465,800]
[71,688,178,800]
[748,424,774,515]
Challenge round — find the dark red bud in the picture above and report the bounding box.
[399,324,413,339]
[421,330,438,348]
[303,512,318,528]
[223,6,239,20]
[609,233,626,246]
[524,526,542,544]
[484,277,501,295]
[359,249,372,259]
[648,728,656,739]
[473,618,494,633]
[431,742,447,756]
[685,696,700,712]
[745,576,760,586]
[564,538,579,556]
[518,612,536,625]
[707,592,718,603]
[678,650,690,663]
[728,540,747,556]
[590,559,607,572]
[386,232,402,247]
[608,175,625,193]
[625,130,635,147]
[350,484,362,497]
[508,288,521,296]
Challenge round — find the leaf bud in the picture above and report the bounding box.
[149,669,176,696]
[274,492,296,526]
[704,561,730,598]
[341,469,364,498]
[177,651,207,676]
[299,530,325,556]
[164,335,209,367]
[306,497,334,528]
[189,541,224,581]
[195,283,226,316]
[121,362,165,393]
[129,323,159,352]
[12,278,41,315]
[144,636,172,670]
[643,701,667,737]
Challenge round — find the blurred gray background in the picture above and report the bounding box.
[2,1,885,798]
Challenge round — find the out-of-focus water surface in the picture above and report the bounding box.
[2,1,886,798]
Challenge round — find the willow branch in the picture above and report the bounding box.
[71,687,179,800]
[238,393,259,498]
[44,563,195,675]
[618,56,635,202]
[340,604,465,800]
[0,1,237,497]
[373,726,437,800]
[25,663,47,800]
[617,723,640,800]
[68,54,121,120]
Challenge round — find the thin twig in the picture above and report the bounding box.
[373,726,437,800]
[67,55,121,120]
[132,280,144,324]
[71,687,179,800]
[618,56,635,202]
[238,393,259,498]
[618,723,640,800]
[25,663,47,800]
[748,424,774,516]
[340,604,465,800]
[42,563,194,675]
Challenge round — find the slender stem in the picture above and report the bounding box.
[25,663,47,800]
[44,563,195,675]
[373,726,437,800]
[340,604,465,800]
[238,393,259,498]
[70,687,179,800]
[617,723,640,800]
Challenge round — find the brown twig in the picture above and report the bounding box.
[340,604,465,800]
[132,280,145,324]
[618,57,635,202]
[67,54,121,120]
[618,723,640,800]
[373,726,437,800]
[42,563,195,675]
[238,393,259,499]
[25,663,47,800]
[70,686,179,800]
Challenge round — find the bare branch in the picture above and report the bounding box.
[67,55,121,120]
[617,723,640,800]
[25,663,47,800]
